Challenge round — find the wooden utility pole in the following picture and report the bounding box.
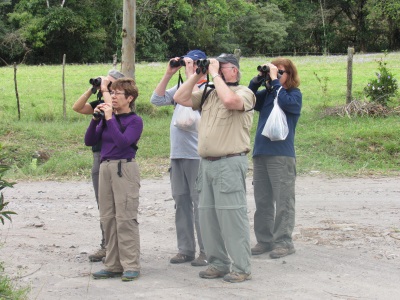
[121,0,136,80]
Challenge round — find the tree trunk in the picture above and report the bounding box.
[121,0,136,80]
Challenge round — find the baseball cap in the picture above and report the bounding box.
[108,69,125,79]
[182,50,207,60]
[216,53,240,69]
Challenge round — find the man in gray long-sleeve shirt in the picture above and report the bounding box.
[150,50,208,267]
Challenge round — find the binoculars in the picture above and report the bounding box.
[257,65,270,73]
[196,59,210,74]
[170,58,186,67]
[89,77,102,86]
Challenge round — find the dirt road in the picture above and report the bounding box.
[1,175,399,299]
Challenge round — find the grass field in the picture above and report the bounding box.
[0,52,399,180]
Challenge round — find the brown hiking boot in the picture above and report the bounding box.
[170,253,194,264]
[251,243,273,255]
[191,252,208,267]
[269,246,296,259]
[199,267,229,279]
[223,271,252,283]
[89,248,106,262]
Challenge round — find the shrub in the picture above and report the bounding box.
[0,144,16,225]
[364,56,398,106]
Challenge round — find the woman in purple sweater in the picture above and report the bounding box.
[85,78,143,282]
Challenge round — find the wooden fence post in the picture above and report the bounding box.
[14,62,21,120]
[62,54,66,119]
[346,47,354,104]
[234,49,241,62]
[113,54,117,69]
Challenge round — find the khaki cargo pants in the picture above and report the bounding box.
[98,159,141,272]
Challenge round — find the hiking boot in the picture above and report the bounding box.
[251,243,273,255]
[269,246,296,259]
[121,270,140,282]
[199,267,229,279]
[170,253,194,264]
[92,269,122,279]
[89,248,106,262]
[223,271,252,283]
[191,252,208,267]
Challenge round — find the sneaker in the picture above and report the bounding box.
[269,246,296,259]
[170,253,194,264]
[223,272,252,283]
[92,269,122,279]
[191,252,208,267]
[251,243,273,255]
[89,248,106,262]
[121,270,140,282]
[199,267,229,279]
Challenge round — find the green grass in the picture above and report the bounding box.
[0,53,399,180]
[0,261,29,300]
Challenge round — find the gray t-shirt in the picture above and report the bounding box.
[150,85,200,159]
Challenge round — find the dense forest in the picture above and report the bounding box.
[0,0,399,65]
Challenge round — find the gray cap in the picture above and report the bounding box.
[108,69,125,79]
[216,53,239,69]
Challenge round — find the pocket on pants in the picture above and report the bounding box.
[219,160,246,193]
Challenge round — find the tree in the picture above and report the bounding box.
[368,0,400,50]
[233,3,289,55]
[6,0,122,64]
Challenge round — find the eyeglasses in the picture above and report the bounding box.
[110,91,126,96]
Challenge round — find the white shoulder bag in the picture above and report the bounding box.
[261,86,289,141]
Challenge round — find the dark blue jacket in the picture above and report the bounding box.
[248,79,302,158]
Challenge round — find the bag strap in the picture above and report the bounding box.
[274,86,283,105]
[177,70,184,89]
[199,74,213,112]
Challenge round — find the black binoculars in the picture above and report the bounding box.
[196,59,210,74]
[89,77,102,86]
[257,65,270,73]
[170,58,186,67]
[93,110,105,119]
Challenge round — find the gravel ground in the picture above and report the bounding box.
[1,175,399,300]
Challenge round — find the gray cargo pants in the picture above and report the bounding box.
[196,155,251,274]
[253,155,296,249]
[170,159,204,257]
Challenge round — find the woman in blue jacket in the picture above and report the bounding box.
[248,58,302,258]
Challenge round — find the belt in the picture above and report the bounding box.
[101,158,133,163]
[203,152,247,161]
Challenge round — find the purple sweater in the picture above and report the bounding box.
[85,113,143,161]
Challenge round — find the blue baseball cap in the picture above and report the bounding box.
[182,50,207,60]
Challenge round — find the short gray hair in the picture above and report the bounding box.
[108,69,125,79]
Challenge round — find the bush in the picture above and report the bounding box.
[0,144,16,225]
[364,55,398,106]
